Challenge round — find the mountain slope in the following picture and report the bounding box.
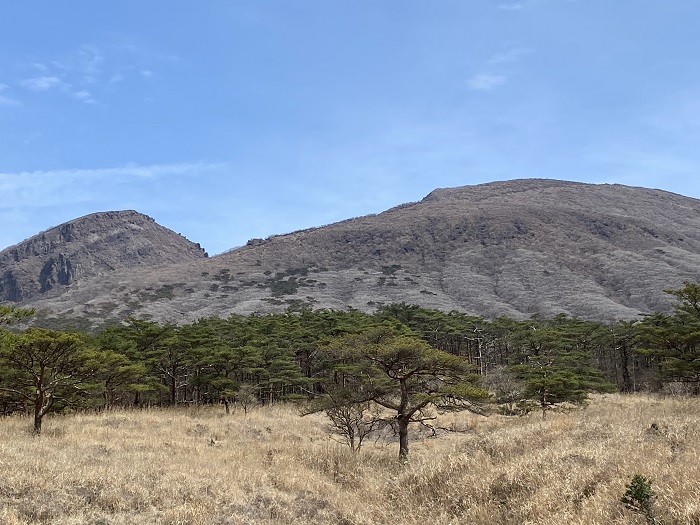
[7,179,700,325]
[0,210,208,303]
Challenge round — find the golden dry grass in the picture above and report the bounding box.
[0,394,699,525]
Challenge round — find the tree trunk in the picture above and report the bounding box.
[34,381,45,434]
[540,389,548,419]
[170,364,177,405]
[33,412,43,434]
[398,416,409,462]
[397,377,411,462]
[620,341,632,393]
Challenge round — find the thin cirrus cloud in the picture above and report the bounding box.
[0,162,225,210]
[466,46,532,92]
[20,76,63,92]
[0,162,224,185]
[73,90,95,104]
[467,74,508,91]
[0,83,21,105]
[14,43,165,106]
[488,47,533,65]
[498,0,573,11]
[78,45,104,75]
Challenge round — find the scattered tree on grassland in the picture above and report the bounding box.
[326,397,382,453]
[304,382,383,453]
[0,305,36,415]
[235,383,260,415]
[0,328,96,434]
[485,366,528,416]
[317,327,488,461]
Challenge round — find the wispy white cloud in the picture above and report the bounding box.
[50,60,69,70]
[0,162,225,213]
[467,46,531,93]
[498,0,578,10]
[0,94,21,106]
[488,47,533,65]
[14,42,172,107]
[78,44,105,77]
[21,76,63,91]
[0,162,224,186]
[73,90,96,104]
[0,162,229,251]
[467,74,507,91]
[0,83,21,106]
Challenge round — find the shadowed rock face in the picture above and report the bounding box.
[39,253,75,292]
[4,179,700,326]
[0,210,208,303]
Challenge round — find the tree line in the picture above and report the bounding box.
[1,282,699,445]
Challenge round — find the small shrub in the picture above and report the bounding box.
[621,474,657,524]
[269,278,299,297]
[381,265,402,275]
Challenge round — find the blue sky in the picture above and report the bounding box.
[1,1,699,255]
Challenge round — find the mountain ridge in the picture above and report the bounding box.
[3,179,700,326]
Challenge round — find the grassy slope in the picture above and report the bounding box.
[0,394,699,525]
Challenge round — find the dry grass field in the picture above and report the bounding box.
[0,394,699,525]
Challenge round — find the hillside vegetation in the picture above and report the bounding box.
[0,394,698,525]
[3,281,700,439]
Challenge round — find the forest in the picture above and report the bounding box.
[1,281,699,443]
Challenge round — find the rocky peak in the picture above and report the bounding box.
[0,210,208,303]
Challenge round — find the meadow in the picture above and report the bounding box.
[0,394,698,525]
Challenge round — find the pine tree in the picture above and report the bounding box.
[637,281,700,392]
[318,327,487,461]
[0,328,96,433]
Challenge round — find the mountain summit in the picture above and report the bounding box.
[3,180,700,325]
[0,210,207,303]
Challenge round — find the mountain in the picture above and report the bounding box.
[0,210,208,303]
[4,179,700,326]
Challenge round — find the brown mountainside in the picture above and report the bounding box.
[4,179,700,325]
[0,210,208,303]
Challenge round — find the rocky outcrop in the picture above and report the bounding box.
[0,270,24,302]
[39,253,75,292]
[0,210,208,303]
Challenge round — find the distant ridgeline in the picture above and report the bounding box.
[2,179,700,325]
